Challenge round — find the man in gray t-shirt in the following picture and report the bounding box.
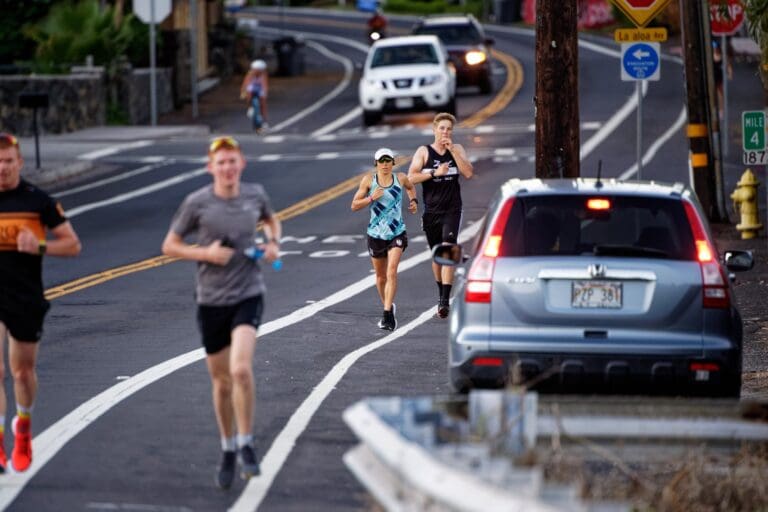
[162,135,281,489]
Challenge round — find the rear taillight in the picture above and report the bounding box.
[473,357,503,367]
[683,201,730,309]
[465,198,515,303]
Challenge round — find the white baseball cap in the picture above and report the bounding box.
[374,148,394,161]
[251,59,267,70]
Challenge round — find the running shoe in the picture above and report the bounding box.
[239,444,261,479]
[437,298,450,319]
[216,450,236,489]
[377,312,387,330]
[0,434,6,473]
[11,415,32,472]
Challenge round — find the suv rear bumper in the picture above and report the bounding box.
[450,350,742,396]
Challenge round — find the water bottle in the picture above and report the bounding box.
[244,246,282,270]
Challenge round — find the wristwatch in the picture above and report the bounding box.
[430,169,436,179]
[38,241,47,255]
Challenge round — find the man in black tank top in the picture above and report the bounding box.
[407,113,474,318]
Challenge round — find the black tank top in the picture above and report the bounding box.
[420,145,462,214]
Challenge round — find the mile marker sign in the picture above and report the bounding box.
[608,0,672,28]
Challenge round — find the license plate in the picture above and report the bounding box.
[395,97,414,109]
[571,281,622,309]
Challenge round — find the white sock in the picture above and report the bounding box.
[221,436,236,452]
[237,434,253,448]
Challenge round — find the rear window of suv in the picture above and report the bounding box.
[413,24,482,45]
[498,194,696,260]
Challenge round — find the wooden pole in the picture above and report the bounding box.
[535,0,580,179]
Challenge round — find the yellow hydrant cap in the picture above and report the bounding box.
[736,169,760,187]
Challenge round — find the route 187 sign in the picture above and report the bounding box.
[608,0,672,28]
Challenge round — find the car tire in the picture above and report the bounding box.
[479,74,493,95]
[445,96,457,116]
[362,110,381,127]
[719,373,742,398]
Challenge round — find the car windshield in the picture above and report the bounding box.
[370,44,439,68]
[413,24,481,45]
[498,194,696,260]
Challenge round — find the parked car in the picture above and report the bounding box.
[436,178,754,397]
[412,14,494,94]
[358,35,457,127]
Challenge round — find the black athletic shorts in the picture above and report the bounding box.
[422,212,462,249]
[197,295,264,355]
[367,232,408,259]
[0,301,50,343]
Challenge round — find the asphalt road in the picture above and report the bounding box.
[1,9,725,512]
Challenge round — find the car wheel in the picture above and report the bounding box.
[445,96,457,116]
[719,373,742,398]
[479,74,493,95]
[362,110,381,127]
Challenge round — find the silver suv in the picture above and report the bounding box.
[438,178,754,397]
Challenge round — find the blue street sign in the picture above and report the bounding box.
[621,42,660,81]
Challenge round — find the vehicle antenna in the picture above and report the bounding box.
[596,160,603,189]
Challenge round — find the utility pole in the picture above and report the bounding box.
[535,0,580,179]
[679,0,723,221]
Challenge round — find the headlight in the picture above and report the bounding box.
[465,51,487,66]
[364,79,383,89]
[420,74,443,86]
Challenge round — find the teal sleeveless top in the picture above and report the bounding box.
[367,172,405,240]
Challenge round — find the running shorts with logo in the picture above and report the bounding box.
[367,232,408,258]
[0,179,67,342]
[422,211,462,249]
[197,295,264,354]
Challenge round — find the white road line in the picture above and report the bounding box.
[65,167,207,218]
[0,220,480,510]
[78,141,154,160]
[618,105,687,181]
[312,107,363,137]
[268,39,355,134]
[55,161,174,198]
[229,307,438,512]
[316,152,339,160]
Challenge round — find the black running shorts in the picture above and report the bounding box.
[197,295,264,355]
[0,302,49,343]
[422,212,462,249]
[367,232,408,259]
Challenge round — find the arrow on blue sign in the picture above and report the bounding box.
[622,43,660,81]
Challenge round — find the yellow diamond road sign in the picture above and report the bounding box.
[608,0,672,28]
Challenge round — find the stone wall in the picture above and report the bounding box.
[117,67,174,125]
[0,68,175,135]
[0,74,106,135]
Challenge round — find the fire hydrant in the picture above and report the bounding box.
[730,169,763,240]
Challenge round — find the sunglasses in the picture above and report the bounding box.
[209,136,240,153]
[376,157,395,164]
[0,133,19,147]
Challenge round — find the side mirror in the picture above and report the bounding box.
[432,243,463,266]
[724,250,754,272]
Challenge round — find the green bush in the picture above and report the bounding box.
[23,0,147,73]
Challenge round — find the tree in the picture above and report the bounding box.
[744,0,768,97]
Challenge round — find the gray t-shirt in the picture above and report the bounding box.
[170,183,275,306]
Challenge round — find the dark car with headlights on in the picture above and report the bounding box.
[438,178,754,397]
[412,14,494,94]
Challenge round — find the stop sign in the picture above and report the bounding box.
[625,0,657,6]
[608,0,671,28]
[711,0,745,35]
[133,0,172,24]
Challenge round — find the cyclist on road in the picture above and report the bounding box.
[240,60,270,133]
[161,135,281,489]
[0,132,81,473]
[351,148,417,331]
[407,113,473,319]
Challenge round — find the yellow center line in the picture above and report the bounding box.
[44,31,524,300]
